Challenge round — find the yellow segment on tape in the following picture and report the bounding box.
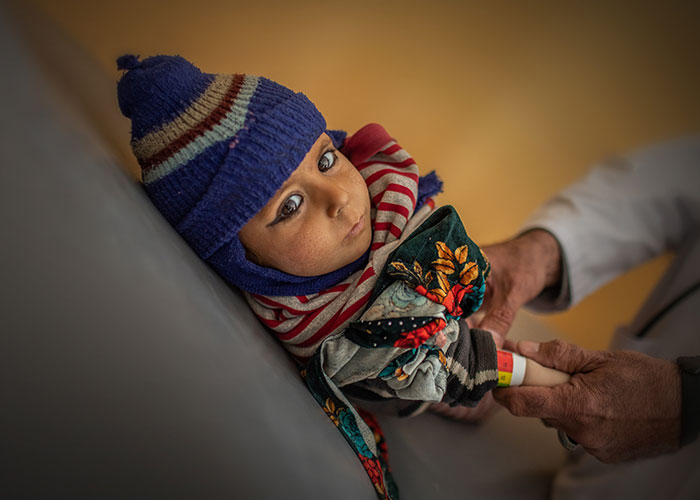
[498,371,513,387]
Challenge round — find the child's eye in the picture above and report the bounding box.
[277,194,303,221]
[318,150,337,172]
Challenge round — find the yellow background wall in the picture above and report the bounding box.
[27,0,700,349]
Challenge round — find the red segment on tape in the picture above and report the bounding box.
[497,350,513,373]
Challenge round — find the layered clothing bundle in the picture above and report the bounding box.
[117,55,500,499]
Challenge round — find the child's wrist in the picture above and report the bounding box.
[496,350,527,387]
[496,349,570,387]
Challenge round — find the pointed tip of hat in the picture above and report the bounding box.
[117,54,141,71]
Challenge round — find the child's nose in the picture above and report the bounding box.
[317,180,349,218]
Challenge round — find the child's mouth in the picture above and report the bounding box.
[344,215,365,241]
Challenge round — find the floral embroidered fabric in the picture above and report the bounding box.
[304,206,498,499]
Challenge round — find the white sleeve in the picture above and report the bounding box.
[521,135,700,310]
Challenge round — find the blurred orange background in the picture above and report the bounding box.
[24,0,700,349]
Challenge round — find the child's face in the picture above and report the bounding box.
[239,133,372,276]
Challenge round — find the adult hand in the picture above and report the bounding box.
[493,339,682,463]
[476,230,562,339]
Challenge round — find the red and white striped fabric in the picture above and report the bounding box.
[244,123,437,360]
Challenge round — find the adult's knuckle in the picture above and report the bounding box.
[550,338,569,352]
[560,397,583,423]
[585,393,607,418]
[521,393,550,417]
[490,306,515,327]
[547,338,570,360]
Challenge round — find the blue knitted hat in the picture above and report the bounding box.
[116,54,353,295]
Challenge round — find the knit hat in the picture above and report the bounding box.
[116,54,352,295]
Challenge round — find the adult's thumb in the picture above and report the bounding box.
[517,338,600,374]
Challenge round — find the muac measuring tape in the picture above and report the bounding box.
[496,349,580,450]
[496,350,527,387]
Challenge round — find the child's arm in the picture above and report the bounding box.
[522,357,571,386]
[498,349,570,387]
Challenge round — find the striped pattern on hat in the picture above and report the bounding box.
[117,55,340,294]
[133,73,259,185]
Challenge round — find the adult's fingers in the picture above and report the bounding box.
[464,316,504,348]
[478,327,505,349]
[515,338,604,374]
[501,338,518,352]
[492,386,560,419]
[476,300,517,341]
[492,385,566,420]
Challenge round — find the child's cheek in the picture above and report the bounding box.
[284,228,331,275]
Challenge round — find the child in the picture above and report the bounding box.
[116,54,568,499]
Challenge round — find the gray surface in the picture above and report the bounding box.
[0,5,372,499]
[0,3,566,499]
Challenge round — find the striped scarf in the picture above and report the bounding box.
[244,123,439,360]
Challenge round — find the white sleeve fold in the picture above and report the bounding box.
[521,135,700,310]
